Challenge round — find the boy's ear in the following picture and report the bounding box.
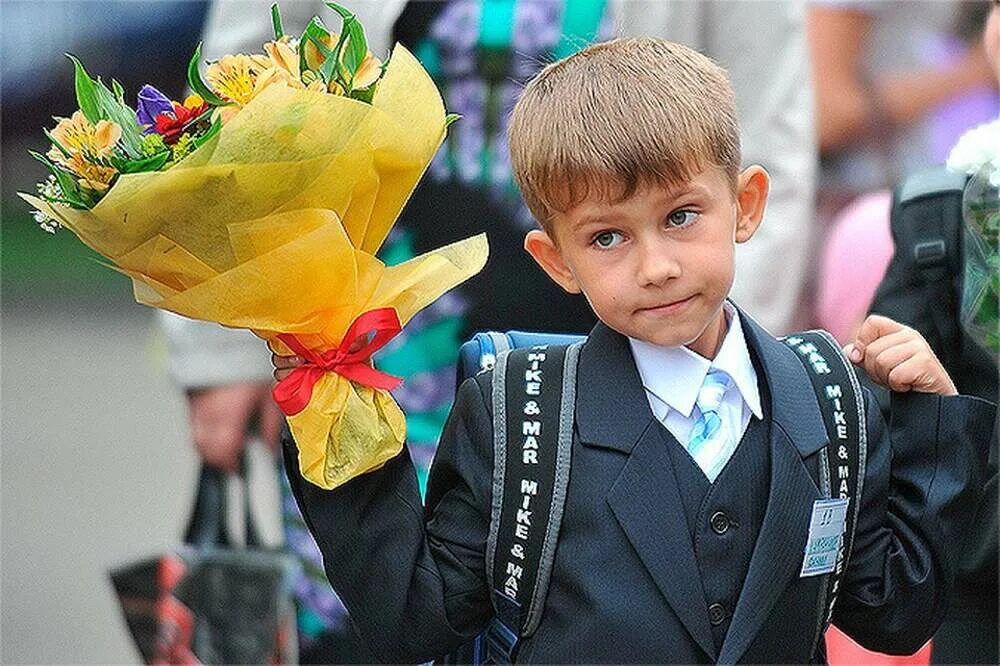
[734,165,770,244]
[524,229,582,294]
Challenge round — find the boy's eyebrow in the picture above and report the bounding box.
[572,182,714,229]
[573,212,614,229]
[662,182,712,201]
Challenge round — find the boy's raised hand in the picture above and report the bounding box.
[843,314,958,396]
[271,336,369,382]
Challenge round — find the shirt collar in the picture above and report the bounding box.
[628,302,763,420]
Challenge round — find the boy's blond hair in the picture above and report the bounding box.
[509,37,742,232]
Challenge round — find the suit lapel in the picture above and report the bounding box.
[717,312,828,664]
[576,323,717,660]
[606,427,718,661]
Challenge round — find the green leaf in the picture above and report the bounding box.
[40,193,83,208]
[91,77,144,159]
[325,2,367,79]
[66,54,100,123]
[310,35,340,85]
[187,43,231,107]
[111,78,125,104]
[349,83,377,104]
[301,18,333,83]
[29,151,87,209]
[445,113,461,128]
[271,3,284,39]
[117,151,171,174]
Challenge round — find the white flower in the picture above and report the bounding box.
[32,210,61,233]
[32,175,66,233]
[947,119,1000,188]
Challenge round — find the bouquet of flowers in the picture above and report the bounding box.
[20,2,489,489]
[947,118,999,355]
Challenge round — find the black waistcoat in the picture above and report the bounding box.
[659,385,773,652]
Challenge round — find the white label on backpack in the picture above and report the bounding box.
[800,498,849,577]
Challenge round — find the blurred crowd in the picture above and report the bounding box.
[2,1,997,664]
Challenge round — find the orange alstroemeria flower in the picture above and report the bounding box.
[66,153,117,192]
[47,111,122,164]
[204,53,273,107]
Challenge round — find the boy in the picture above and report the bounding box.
[273,38,994,663]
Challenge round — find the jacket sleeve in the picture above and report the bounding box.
[833,389,996,654]
[282,375,494,662]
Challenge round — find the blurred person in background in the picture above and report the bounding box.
[814,3,999,663]
[161,0,815,659]
[876,4,999,663]
[810,0,997,220]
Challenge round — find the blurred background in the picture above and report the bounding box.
[1,0,997,663]
[2,2,221,663]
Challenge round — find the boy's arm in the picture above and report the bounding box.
[831,384,995,652]
[282,376,494,662]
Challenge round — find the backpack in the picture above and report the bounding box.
[441,328,866,664]
[870,166,996,400]
[868,166,998,621]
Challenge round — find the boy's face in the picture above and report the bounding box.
[525,165,769,358]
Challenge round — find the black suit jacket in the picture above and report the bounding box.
[283,314,995,664]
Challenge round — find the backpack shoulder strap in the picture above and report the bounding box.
[482,341,582,663]
[780,330,867,632]
[891,168,967,367]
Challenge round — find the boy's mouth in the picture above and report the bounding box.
[636,294,697,316]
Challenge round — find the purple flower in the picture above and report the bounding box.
[135,84,173,134]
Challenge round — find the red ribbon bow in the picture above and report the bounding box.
[272,308,404,416]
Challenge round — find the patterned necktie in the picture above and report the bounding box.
[686,368,736,482]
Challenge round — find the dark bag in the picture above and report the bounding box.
[869,166,998,620]
[443,329,865,664]
[109,463,299,664]
[869,166,997,401]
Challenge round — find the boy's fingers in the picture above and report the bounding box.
[860,336,919,387]
[845,328,912,365]
[854,314,907,353]
[271,353,304,369]
[843,343,862,363]
[885,356,930,393]
[862,329,921,365]
[862,353,891,388]
[869,340,923,382]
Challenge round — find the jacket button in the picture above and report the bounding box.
[710,511,731,535]
[708,603,727,626]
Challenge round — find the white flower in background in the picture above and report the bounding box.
[947,118,1000,188]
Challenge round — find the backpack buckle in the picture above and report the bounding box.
[484,615,519,664]
[913,239,946,267]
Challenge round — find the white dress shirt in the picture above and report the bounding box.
[628,303,764,472]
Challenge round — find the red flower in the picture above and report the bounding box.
[154,101,210,145]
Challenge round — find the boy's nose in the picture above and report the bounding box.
[636,241,681,286]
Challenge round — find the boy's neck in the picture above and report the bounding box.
[683,305,731,360]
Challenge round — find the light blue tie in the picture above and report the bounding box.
[686,368,735,482]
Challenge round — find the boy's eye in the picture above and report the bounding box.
[667,210,698,228]
[592,231,624,249]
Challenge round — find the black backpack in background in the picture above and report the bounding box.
[868,165,998,625]
[870,166,997,401]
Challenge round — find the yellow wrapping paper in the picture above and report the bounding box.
[21,45,489,489]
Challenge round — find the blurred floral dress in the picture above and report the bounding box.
[280,0,611,650]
